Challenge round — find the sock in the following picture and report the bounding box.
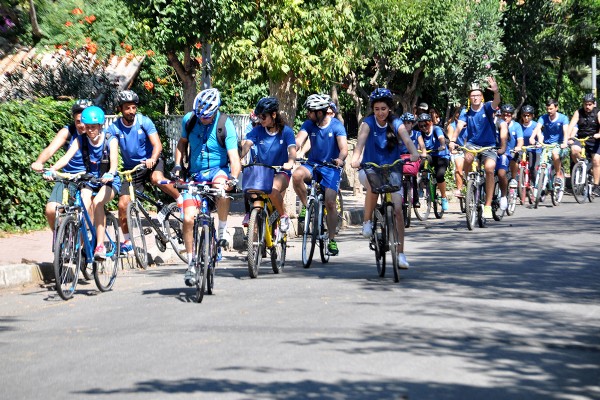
[123,233,130,242]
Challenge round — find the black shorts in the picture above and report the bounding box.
[119,157,167,196]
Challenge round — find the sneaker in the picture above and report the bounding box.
[441,198,449,211]
[499,196,508,210]
[216,247,223,262]
[483,205,493,219]
[509,179,518,189]
[593,185,600,197]
[554,177,563,188]
[362,220,373,238]
[298,205,306,222]
[454,189,463,198]
[120,240,133,255]
[94,245,106,261]
[279,214,290,232]
[242,213,250,227]
[328,239,339,256]
[218,228,231,248]
[184,265,196,287]
[397,253,409,269]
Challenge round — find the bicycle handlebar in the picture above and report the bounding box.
[118,163,147,179]
[297,158,343,169]
[159,180,228,198]
[361,158,405,169]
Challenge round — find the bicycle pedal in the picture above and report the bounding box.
[143,228,152,235]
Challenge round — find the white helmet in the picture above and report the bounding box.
[193,88,221,118]
[304,94,331,111]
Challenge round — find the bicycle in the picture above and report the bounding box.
[491,173,504,221]
[49,171,120,300]
[459,146,495,230]
[400,154,419,228]
[570,136,596,204]
[419,153,446,220]
[120,164,186,269]
[362,158,405,282]
[533,143,565,209]
[242,163,288,278]
[515,145,536,206]
[300,160,342,269]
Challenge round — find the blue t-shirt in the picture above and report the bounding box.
[421,125,450,159]
[106,114,158,169]
[460,101,497,147]
[62,125,85,174]
[399,129,421,155]
[522,121,541,153]
[361,115,403,164]
[76,134,121,186]
[449,119,468,146]
[506,120,523,154]
[181,111,238,173]
[537,113,569,144]
[245,125,295,166]
[300,117,347,164]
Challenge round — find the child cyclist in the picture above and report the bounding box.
[350,88,419,269]
[45,106,121,260]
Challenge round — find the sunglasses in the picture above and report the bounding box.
[522,114,533,118]
[258,114,269,121]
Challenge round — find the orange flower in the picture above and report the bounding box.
[65,21,73,27]
[85,15,96,24]
[126,53,135,61]
[195,56,202,64]
[143,81,154,91]
[85,37,92,43]
[72,8,83,15]
[55,44,63,49]
[86,42,98,54]
[120,42,125,48]
[146,50,155,57]
[195,42,202,49]
[124,44,133,53]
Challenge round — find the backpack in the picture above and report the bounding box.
[184,112,231,150]
[79,134,111,176]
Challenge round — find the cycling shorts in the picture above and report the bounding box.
[572,138,600,157]
[48,181,77,205]
[465,143,498,162]
[303,163,341,192]
[495,154,510,172]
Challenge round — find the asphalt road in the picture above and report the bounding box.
[0,195,599,400]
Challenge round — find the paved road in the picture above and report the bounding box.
[0,196,599,400]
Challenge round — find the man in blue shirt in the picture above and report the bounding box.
[293,93,348,256]
[449,76,502,219]
[107,90,181,255]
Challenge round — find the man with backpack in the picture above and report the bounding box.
[172,88,241,287]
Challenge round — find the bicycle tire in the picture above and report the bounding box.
[459,196,466,213]
[587,174,595,202]
[387,205,400,283]
[477,182,487,228]
[551,168,564,206]
[301,202,317,268]
[126,201,148,269]
[571,162,586,204]
[492,179,504,221]
[94,212,120,292]
[465,179,477,231]
[162,202,187,263]
[518,167,527,205]
[414,176,431,221]
[319,200,330,264]
[247,208,265,278]
[534,167,545,209]
[506,188,517,216]
[433,191,444,219]
[206,226,215,295]
[270,226,286,274]
[372,208,386,277]
[194,224,209,303]
[403,179,412,228]
[53,215,81,300]
[336,190,344,233]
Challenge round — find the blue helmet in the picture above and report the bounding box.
[194,88,221,118]
[81,106,105,125]
[254,96,279,115]
[369,88,393,103]
[402,112,416,122]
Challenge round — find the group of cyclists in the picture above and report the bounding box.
[33,77,600,287]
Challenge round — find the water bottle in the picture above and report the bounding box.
[201,198,208,215]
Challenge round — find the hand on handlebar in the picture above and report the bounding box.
[43,169,56,181]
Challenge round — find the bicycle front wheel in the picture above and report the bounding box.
[53,215,82,300]
[206,226,216,295]
[270,227,286,274]
[571,162,586,204]
[403,179,412,228]
[301,202,317,268]
[414,176,431,221]
[433,190,444,219]
[372,209,386,277]
[534,167,546,209]
[127,201,148,269]
[386,205,400,283]
[163,202,188,263]
[193,224,209,303]
[465,179,477,231]
[492,179,504,221]
[247,208,265,278]
[552,168,564,206]
[94,212,120,292]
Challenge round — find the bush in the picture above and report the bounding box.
[0,98,71,232]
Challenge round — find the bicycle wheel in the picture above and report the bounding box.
[270,226,286,274]
[492,179,504,221]
[402,179,412,228]
[506,187,517,216]
[126,201,148,269]
[518,167,527,205]
[465,179,477,231]
[163,202,188,263]
[571,162,586,204]
[534,167,545,209]
[414,176,431,221]
[319,201,330,264]
[372,208,386,277]
[477,183,487,228]
[336,190,344,233]
[94,212,120,292]
[194,224,209,303]
[552,168,564,206]
[433,187,444,219]
[386,205,400,283]
[247,208,265,278]
[53,215,82,300]
[301,202,317,268]
[206,226,216,295]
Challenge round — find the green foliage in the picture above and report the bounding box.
[0,98,71,232]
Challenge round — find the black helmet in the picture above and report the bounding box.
[521,105,535,114]
[583,93,596,103]
[71,99,93,115]
[254,96,279,115]
[417,113,432,122]
[501,104,515,114]
[117,90,139,106]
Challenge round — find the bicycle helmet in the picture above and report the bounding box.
[583,93,596,103]
[81,106,105,125]
[495,108,502,116]
[369,88,393,103]
[117,90,139,105]
[329,102,338,114]
[468,83,482,95]
[193,88,221,118]
[254,96,279,115]
[501,104,515,114]
[71,99,93,115]
[304,94,331,111]
[417,113,432,122]
[521,104,535,114]
[402,112,416,123]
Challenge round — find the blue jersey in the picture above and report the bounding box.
[181,111,238,173]
[106,114,158,169]
[537,113,569,144]
[361,115,402,164]
[422,125,450,159]
[246,125,295,166]
[460,101,497,147]
[62,125,85,174]
[399,129,421,155]
[449,119,468,146]
[300,117,347,164]
[522,121,541,154]
[506,120,523,154]
[76,134,121,186]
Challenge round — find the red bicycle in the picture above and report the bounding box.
[517,145,536,205]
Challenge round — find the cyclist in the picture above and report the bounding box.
[350,88,419,268]
[173,88,241,287]
[446,106,468,197]
[417,112,451,211]
[518,105,540,184]
[501,104,524,197]
[493,108,509,210]
[567,93,600,196]
[31,99,91,231]
[44,106,121,260]
[241,111,261,227]
[106,90,181,255]
[240,96,296,232]
[293,93,348,256]
[448,77,502,219]
[530,98,570,187]
[400,112,424,207]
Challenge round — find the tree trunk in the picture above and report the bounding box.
[29,0,44,41]
[330,84,344,125]
[269,72,297,126]
[200,42,212,90]
[166,48,198,113]
[398,66,424,114]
